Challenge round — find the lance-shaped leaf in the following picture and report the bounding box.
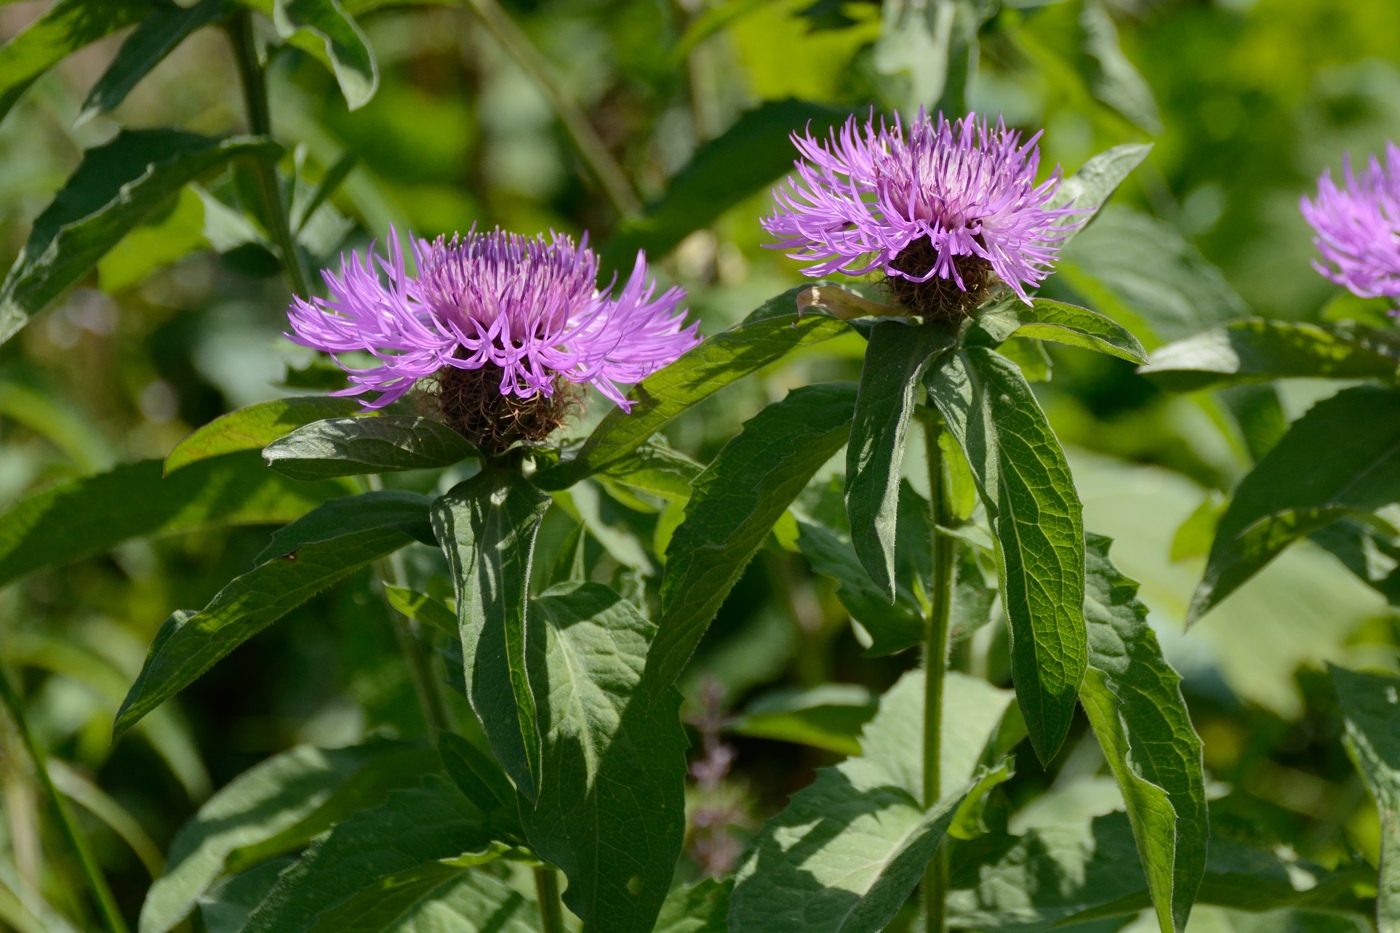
[438,733,518,831]
[254,490,435,560]
[114,493,422,736]
[1139,319,1400,392]
[232,0,379,110]
[263,416,476,480]
[649,382,859,687]
[534,288,851,490]
[1190,385,1400,624]
[729,684,878,756]
[656,878,730,933]
[1080,535,1207,933]
[926,348,1087,763]
[241,778,508,933]
[0,130,280,345]
[432,469,552,800]
[140,739,438,933]
[0,452,341,588]
[522,583,687,933]
[1330,665,1400,933]
[1080,0,1161,133]
[1046,143,1153,246]
[981,299,1147,364]
[729,671,1014,933]
[165,397,369,474]
[846,319,957,599]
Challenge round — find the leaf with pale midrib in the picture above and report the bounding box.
[1046,143,1152,246]
[263,416,477,480]
[1001,299,1147,364]
[166,397,368,474]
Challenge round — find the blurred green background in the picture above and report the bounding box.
[1,0,1399,927]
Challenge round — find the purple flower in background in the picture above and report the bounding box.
[287,227,697,448]
[1301,144,1400,303]
[763,110,1080,315]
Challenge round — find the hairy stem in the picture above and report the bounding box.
[923,410,955,933]
[0,672,130,933]
[228,11,311,297]
[534,865,566,933]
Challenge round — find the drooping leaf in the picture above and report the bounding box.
[1309,516,1400,607]
[1047,144,1153,246]
[1080,535,1207,933]
[729,671,1014,933]
[728,684,877,756]
[1330,665,1400,933]
[0,453,341,589]
[263,416,477,480]
[432,469,552,800]
[986,299,1148,364]
[522,582,688,933]
[0,130,280,345]
[139,740,436,933]
[655,878,731,933]
[232,0,379,109]
[166,397,368,474]
[1219,383,1289,463]
[926,348,1087,763]
[1139,319,1400,392]
[1080,0,1161,133]
[533,288,851,490]
[114,497,422,737]
[846,319,957,599]
[649,382,859,687]
[1190,385,1400,624]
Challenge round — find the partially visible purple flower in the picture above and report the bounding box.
[763,110,1080,308]
[286,227,698,413]
[1301,144,1400,302]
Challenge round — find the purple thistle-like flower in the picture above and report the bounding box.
[763,110,1080,308]
[286,227,699,416]
[1301,144,1400,302]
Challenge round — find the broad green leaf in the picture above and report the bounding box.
[255,490,435,561]
[600,100,851,269]
[649,382,859,687]
[533,288,851,490]
[96,185,209,292]
[1219,383,1289,463]
[729,670,1013,933]
[1310,516,1400,606]
[1330,665,1400,933]
[437,733,517,827]
[998,299,1148,364]
[166,397,368,474]
[264,416,476,480]
[655,878,730,933]
[522,583,688,933]
[79,0,231,122]
[1080,535,1207,933]
[384,586,458,636]
[599,438,703,502]
[926,348,1087,762]
[114,497,421,736]
[241,778,503,933]
[1046,143,1152,246]
[1190,385,1400,624]
[0,0,149,124]
[231,0,379,109]
[0,453,340,589]
[846,319,957,599]
[1139,319,1400,392]
[0,130,281,345]
[432,469,552,800]
[199,859,292,933]
[729,684,877,756]
[140,740,433,933]
[1080,0,1161,133]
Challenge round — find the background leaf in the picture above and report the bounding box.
[263,416,477,480]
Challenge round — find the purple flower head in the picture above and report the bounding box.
[763,110,1081,310]
[286,227,699,419]
[1301,144,1400,302]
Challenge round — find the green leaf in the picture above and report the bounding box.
[200,858,292,933]
[729,684,877,756]
[522,582,688,933]
[1190,385,1400,624]
[114,496,421,737]
[263,416,476,480]
[729,670,1013,933]
[1080,535,1207,933]
[655,878,730,933]
[649,382,859,687]
[533,288,852,491]
[600,100,851,269]
[437,733,517,826]
[846,319,957,599]
[598,438,703,502]
[255,490,435,561]
[1080,0,1161,133]
[0,130,281,345]
[232,0,379,109]
[166,397,369,474]
[291,152,358,233]
[1046,143,1153,247]
[1002,299,1148,364]
[1330,664,1400,933]
[0,452,340,589]
[926,348,1087,763]
[0,0,150,124]
[432,469,552,800]
[384,586,458,637]
[140,739,435,933]
[79,0,231,122]
[1139,319,1400,392]
[97,185,210,292]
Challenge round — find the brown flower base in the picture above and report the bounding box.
[420,363,583,455]
[883,240,998,320]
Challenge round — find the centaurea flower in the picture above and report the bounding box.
[1301,144,1400,303]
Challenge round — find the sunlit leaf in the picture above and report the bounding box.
[1080,0,1161,133]
[728,684,877,756]
[655,878,730,933]
[263,416,476,480]
[1048,143,1153,246]
[165,397,368,474]
[232,0,379,109]
[989,299,1148,364]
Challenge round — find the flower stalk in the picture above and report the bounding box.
[922,408,955,933]
[533,865,567,933]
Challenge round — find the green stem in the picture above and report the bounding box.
[0,672,130,933]
[923,411,955,933]
[228,11,311,297]
[533,865,566,933]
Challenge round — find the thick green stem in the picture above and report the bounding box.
[228,11,311,297]
[533,865,566,933]
[0,672,130,933]
[923,412,955,933]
